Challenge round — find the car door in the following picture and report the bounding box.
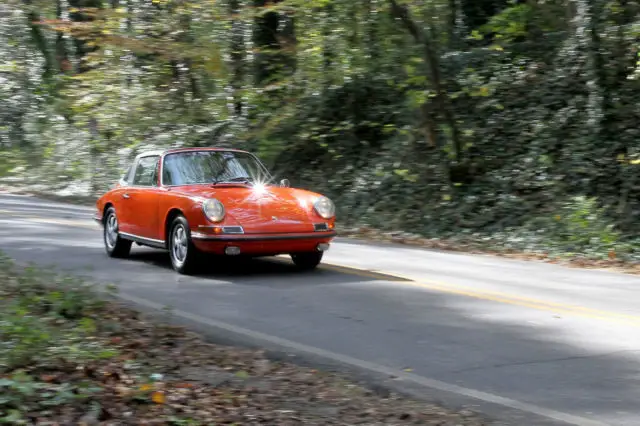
[125,155,162,242]
[111,164,136,235]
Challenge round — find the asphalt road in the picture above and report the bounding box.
[2,193,640,426]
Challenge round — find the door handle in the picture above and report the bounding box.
[123,193,130,199]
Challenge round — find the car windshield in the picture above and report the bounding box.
[162,150,270,186]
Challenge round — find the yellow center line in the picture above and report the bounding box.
[321,262,640,327]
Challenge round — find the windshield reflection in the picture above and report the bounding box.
[161,151,270,186]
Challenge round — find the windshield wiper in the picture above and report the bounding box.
[212,176,253,185]
[227,176,253,183]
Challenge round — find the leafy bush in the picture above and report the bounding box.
[0,254,120,422]
[0,371,103,424]
[464,195,629,261]
[0,255,117,373]
[553,196,620,255]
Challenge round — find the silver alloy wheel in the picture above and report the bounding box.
[171,224,188,266]
[105,213,118,249]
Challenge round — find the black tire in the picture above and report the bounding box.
[291,251,323,271]
[168,215,200,275]
[103,207,132,258]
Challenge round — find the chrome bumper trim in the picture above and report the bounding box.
[191,231,337,242]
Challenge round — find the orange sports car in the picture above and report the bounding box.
[94,147,337,274]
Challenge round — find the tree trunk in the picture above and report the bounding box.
[322,1,334,89]
[252,0,283,86]
[68,0,103,73]
[22,0,55,81]
[386,0,463,161]
[55,0,71,73]
[364,0,379,63]
[230,0,244,116]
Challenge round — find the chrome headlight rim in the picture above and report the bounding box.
[202,198,225,222]
[313,196,335,219]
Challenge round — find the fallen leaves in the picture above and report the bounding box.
[150,391,165,404]
[39,374,58,383]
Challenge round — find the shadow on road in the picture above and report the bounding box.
[127,248,409,285]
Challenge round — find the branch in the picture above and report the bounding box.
[386,0,423,43]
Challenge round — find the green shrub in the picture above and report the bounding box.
[0,253,117,374]
[554,196,620,255]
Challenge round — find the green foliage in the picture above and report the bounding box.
[481,4,533,41]
[0,254,124,421]
[0,255,118,373]
[515,196,624,259]
[2,0,640,259]
[167,418,203,426]
[556,197,620,253]
[0,372,102,423]
[0,150,26,178]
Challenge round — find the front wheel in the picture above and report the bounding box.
[103,207,132,258]
[291,251,323,271]
[168,215,200,275]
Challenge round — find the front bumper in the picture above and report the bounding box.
[190,231,337,255]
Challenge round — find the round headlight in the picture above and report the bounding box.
[313,196,335,219]
[202,198,225,222]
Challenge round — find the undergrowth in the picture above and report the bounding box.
[0,254,119,423]
[481,196,630,260]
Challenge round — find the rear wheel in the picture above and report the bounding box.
[291,251,323,271]
[168,215,200,275]
[103,207,132,258]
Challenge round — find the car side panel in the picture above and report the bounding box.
[128,187,162,240]
[155,189,252,242]
[156,190,202,243]
[96,187,135,234]
[115,186,136,235]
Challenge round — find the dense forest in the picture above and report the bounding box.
[1,0,640,259]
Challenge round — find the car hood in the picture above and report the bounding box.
[175,185,322,233]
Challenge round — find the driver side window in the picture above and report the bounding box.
[120,165,133,185]
[132,156,159,187]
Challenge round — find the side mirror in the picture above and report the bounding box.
[280,178,290,188]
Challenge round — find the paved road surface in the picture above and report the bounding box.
[2,193,640,426]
